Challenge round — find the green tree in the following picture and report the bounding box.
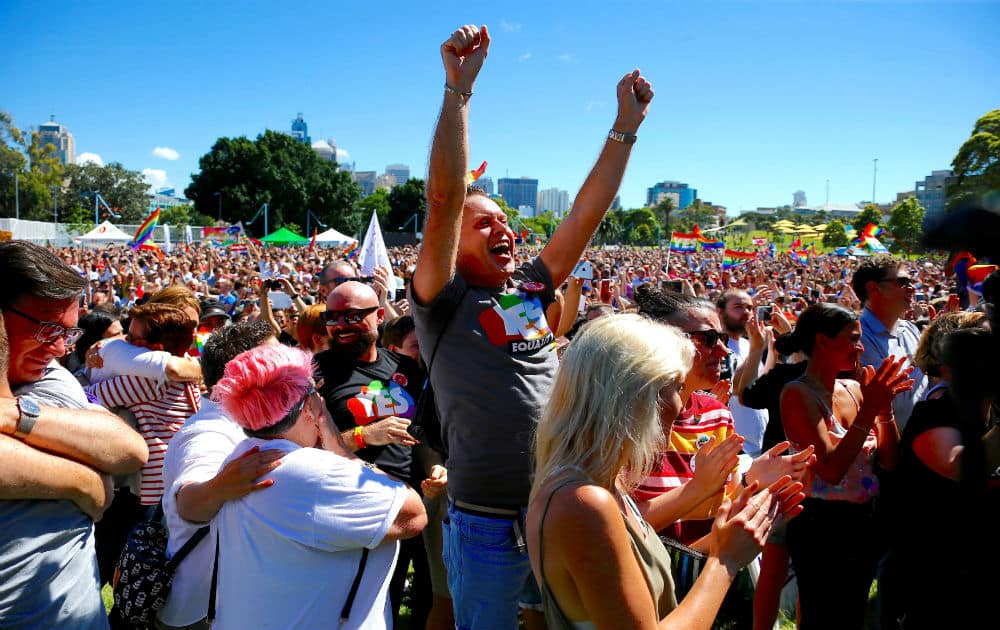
[887,197,925,254]
[15,130,65,222]
[851,204,883,233]
[62,162,150,223]
[387,178,427,231]
[157,203,215,230]
[948,109,1000,210]
[622,207,660,245]
[355,188,390,228]
[628,224,655,246]
[523,211,561,238]
[673,200,719,233]
[822,219,850,248]
[0,111,29,218]
[185,130,361,237]
[651,196,675,232]
[596,211,623,245]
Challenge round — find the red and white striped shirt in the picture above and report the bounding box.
[88,375,201,505]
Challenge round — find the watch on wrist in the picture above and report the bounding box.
[608,129,637,144]
[14,396,40,439]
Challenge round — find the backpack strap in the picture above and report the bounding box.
[338,548,370,627]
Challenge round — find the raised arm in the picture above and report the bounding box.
[0,397,147,475]
[412,24,491,304]
[541,71,653,287]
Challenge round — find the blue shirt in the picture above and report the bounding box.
[859,308,927,432]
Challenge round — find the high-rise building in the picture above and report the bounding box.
[793,190,807,208]
[537,187,570,217]
[290,113,311,144]
[475,176,494,196]
[37,115,75,165]
[311,140,335,162]
[914,169,954,223]
[498,177,539,214]
[352,171,377,197]
[646,181,696,209]
[385,164,410,187]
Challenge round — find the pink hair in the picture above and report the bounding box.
[212,344,314,431]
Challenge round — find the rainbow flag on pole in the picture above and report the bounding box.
[342,240,360,260]
[699,237,725,250]
[669,232,698,253]
[722,249,757,270]
[130,207,160,250]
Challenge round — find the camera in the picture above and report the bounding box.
[265,279,282,290]
[663,279,683,293]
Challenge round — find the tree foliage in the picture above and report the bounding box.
[651,196,674,232]
[387,178,427,231]
[822,219,850,248]
[185,130,361,237]
[887,197,925,254]
[622,207,661,245]
[61,162,150,224]
[595,210,623,245]
[523,211,561,238]
[948,109,1000,210]
[851,204,883,233]
[355,188,390,231]
[673,200,720,233]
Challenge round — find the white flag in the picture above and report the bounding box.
[357,211,392,276]
[162,224,171,253]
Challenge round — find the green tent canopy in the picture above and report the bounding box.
[261,227,309,245]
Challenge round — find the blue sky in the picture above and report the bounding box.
[3,1,998,215]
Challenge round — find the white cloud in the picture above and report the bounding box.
[76,152,104,166]
[142,168,170,193]
[558,53,573,63]
[500,18,521,32]
[335,148,351,164]
[518,52,532,63]
[152,146,180,160]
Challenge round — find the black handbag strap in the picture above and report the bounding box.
[207,530,219,623]
[163,525,211,572]
[422,287,467,380]
[338,547,370,626]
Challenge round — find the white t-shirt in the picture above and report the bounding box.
[85,338,170,385]
[727,336,770,458]
[215,439,406,630]
[158,400,245,627]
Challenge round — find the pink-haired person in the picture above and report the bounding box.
[210,344,426,629]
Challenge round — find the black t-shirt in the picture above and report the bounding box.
[315,348,425,482]
[741,361,807,452]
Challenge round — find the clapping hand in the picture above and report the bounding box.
[858,356,914,417]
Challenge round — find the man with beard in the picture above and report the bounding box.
[717,289,771,457]
[315,280,444,627]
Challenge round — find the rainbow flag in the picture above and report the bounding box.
[860,223,884,240]
[669,232,697,253]
[467,160,488,185]
[700,238,725,250]
[790,249,810,266]
[343,240,359,259]
[194,330,211,354]
[789,237,802,250]
[130,207,160,250]
[722,249,756,270]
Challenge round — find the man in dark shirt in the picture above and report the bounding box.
[315,280,442,627]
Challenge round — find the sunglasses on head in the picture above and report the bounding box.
[320,276,356,287]
[685,328,726,348]
[323,306,378,326]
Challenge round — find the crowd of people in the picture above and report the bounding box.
[2,22,999,630]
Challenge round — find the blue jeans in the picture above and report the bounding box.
[442,502,541,630]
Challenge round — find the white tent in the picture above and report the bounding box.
[314,227,355,246]
[79,221,133,245]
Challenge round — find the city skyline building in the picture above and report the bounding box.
[352,170,377,197]
[537,187,570,217]
[793,190,807,208]
[498,176,539,215]
[914,169,954,223]
[647,180,696,209]
[385,163,410,187]
[37,115,75,165]
[290,113,311,145]
[475,176,494,196]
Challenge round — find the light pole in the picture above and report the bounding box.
[872,158,878,206]
[213,191,222,221]
[7,170,19,220]
[49,186,58,223]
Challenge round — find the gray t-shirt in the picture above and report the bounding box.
[0,362,109,629]
[412,258,559,505]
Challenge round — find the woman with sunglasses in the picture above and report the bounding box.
[527,314,805,629]
[780,303,913,629]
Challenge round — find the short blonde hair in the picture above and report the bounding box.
[532,314,694,497]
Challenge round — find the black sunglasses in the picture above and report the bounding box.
[323,306,378,326]
[3,304,84,346]
[685,328,726,348]
[879,276,913,288]
[319,276,357,287]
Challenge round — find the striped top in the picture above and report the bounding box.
[634,392,735,543]
[87,375,201,505]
